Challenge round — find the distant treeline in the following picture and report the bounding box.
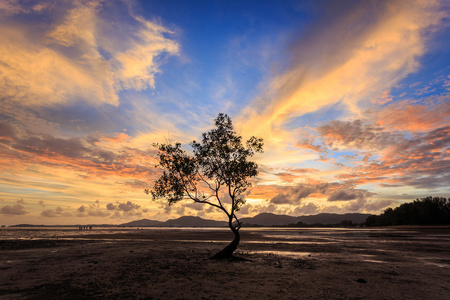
[365,196,450,226]
[273,220,360,228]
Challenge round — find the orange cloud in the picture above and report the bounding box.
[334,125,450,189]
[239,0,445,163]
[0,121,159,182]
[0,0,178,107]
[247,185,282,200]
[100,133,131,143]
[371,90,393,105]
[375,98,450,132]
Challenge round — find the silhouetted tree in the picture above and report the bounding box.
[365,197,450,226]
[146,113,263,258]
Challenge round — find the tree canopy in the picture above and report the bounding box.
[365,196,450,226]
[146,113,263,258]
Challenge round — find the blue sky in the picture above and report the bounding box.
[0,0,449,225]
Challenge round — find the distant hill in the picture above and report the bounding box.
[9,213,372,228]
[120,216,227,227]
[9,224,48,227]
[299,213,371,225]
[120,219,164,227]
[122,213,371,227]
[240,212,371,226]
[240,213,299,226]
[162,216,227,227]
[9,224,117,228]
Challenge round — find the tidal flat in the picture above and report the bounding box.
[1,227,449,299]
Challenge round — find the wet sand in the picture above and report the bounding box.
[1,227,450,299]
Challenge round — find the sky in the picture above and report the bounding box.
[0,0,449,225]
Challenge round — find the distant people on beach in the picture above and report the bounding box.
[78,226,92,230]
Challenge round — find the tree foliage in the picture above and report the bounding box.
[365,197,450,226]
[146,113,263,258]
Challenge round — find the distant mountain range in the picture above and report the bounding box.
[120,212,371,227]
[121,216,227,227]
[240,213,299,226]
[298,213,370,225]
[240,212,370,226]
[9,212,371,228]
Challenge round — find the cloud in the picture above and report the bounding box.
[0,121,18,140]
[185,202,204,211]
[239,0,445,162]
[298,113,450,191]
[100,133,130,143]
[270,183,331,204]
[328,188,374,202]
[0,0,178,107]
[364,199,394,212]
[87,210,110,217]
[313,96,450,153]
[262,204,277,213]
[341,197,393,213]
[328,190,358,201]
[106,201,141,212]
[272,167,319,183]
[342,198,367,212]
[76,201,110,217]
[115,17,179,91]
[118,201,141,212]
[269,181,374,206]
[236,205,250,215]
[317,120,402,151]
[336,124,450,188]
[106,203,116,211]
[118,179,155,192]
[41,207,70,217]
[374,96,450,132]
[0,203,27,215]
[0,0,29,16]
[292,203,320,215]
[0,121,159,180]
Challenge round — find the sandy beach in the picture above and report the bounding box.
[1,227,449,299]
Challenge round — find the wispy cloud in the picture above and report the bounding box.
[0,0,178,107]
[374,96,450,132]
[298,119,450,190]
[239,0,445,151]
[0,121,159,179]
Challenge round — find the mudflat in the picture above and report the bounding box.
[1,227,449,299]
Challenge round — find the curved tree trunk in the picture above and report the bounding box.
[211,224,240,259]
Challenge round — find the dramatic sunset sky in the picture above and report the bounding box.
[1,0,449,225]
